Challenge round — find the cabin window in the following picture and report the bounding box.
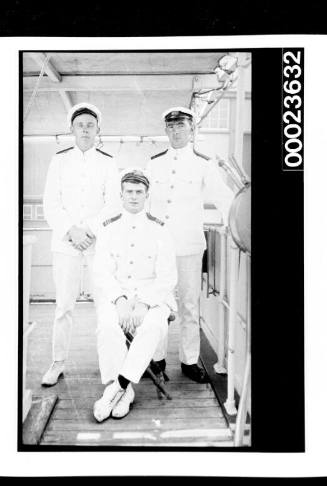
[35,204,44,221]
[23,204,33,220]
[23,203,45,221]
[201,98,230,130]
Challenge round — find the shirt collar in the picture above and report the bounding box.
[168,143,193,156]
[122,208,147,221]
[73,145,96,156]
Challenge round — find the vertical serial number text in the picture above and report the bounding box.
[282,49,304,171]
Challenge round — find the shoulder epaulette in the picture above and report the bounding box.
[193,149,210,161]
[103,213,122,227]
[146,212,164,226]
[56,146,74,155]
[96,148,113,158]
[150,149,168,160]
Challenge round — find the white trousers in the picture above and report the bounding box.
[52,251,96,361]
[96,301,170,385]
[176,253,203,365]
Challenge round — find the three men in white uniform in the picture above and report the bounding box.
[147,107,234,383]
[42,103,121,386]
[92,169,177,421]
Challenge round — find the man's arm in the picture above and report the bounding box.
[43,156,75,240]
[203,160,235,225]
[93,230,135,331]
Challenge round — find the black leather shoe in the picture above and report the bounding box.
[181,363,208,383]
[142,359,169,381]
[150,359,166,374]
[150,359,169,381]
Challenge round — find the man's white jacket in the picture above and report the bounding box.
[146,143,234,256]
[43,145,121,256]
[93,209,178,311]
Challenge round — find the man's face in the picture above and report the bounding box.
[71,113,99,152]
[165,118,193,149]
[121,182,148,213]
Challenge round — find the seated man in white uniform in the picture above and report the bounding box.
[147,107,234,383]
[92,169,177,421]
[42,102,121,386]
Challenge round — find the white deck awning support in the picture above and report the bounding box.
[28,52,73,112]
[232,52,247,171]
[23,73,220,93]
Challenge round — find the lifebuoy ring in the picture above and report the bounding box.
[228,184,251,254]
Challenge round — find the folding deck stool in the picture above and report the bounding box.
[124,313,175,400]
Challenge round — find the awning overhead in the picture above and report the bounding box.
[23,51,231,136]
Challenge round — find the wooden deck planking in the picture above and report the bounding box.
[55,397,219,409]
[25,302,233,447]
[47,417,229,432]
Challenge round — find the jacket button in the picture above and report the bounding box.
[167,199,172,203]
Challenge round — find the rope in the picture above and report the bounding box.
[24,54,52,122]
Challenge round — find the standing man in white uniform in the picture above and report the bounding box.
[147,107,234,383]
[42,102,121,386]
[92,169,177,421]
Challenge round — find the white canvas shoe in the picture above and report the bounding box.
[41,361,65,386]
[93,380,124,422]
[112,384,135,419]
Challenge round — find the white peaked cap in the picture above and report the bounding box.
[67,102,102,128]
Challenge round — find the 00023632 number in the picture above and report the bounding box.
[282,49,304,170]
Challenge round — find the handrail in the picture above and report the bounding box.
[203,223,251,444]
[23,227,50,231]
[205,225,247,329]
[223,235,239,415]
[215,228,227,374]
[234,252,251,446]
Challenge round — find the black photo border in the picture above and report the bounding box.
[18,47,304,453]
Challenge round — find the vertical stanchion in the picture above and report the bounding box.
[206,228,211,298]
[23,235,37,422]
[214,228,227,374]
[234,252,251,445]
[233,52,246,170]
[224,235,238,415]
